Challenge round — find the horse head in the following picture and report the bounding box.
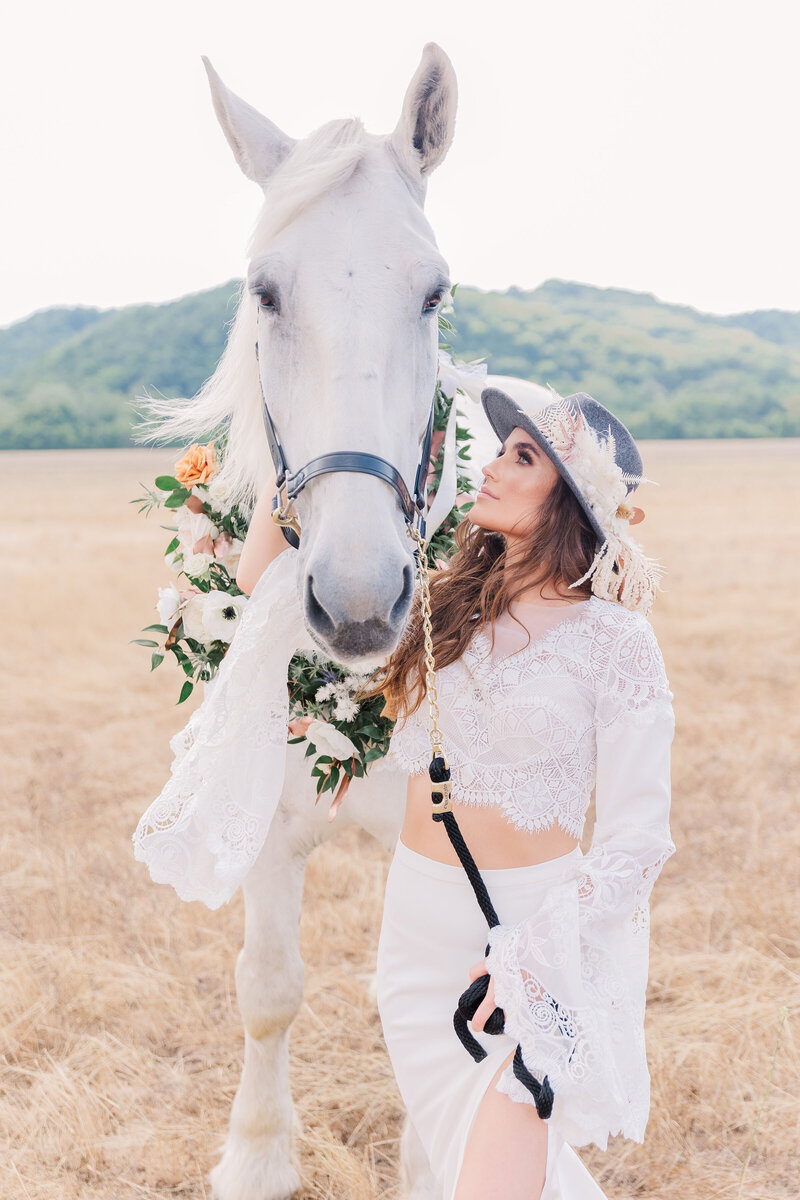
[204,44,458,664]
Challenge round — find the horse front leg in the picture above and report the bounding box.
[338,766,442,1200]
[210,802,310,1200]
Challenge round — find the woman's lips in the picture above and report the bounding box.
[478,487,498,499]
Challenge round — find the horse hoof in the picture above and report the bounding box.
[209,1135,301,1200]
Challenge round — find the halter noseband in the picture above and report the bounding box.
[255,340,435,550]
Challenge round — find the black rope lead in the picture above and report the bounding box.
[428,752,554,1121]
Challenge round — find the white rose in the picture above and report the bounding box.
[156,582,181,629]
[201,591,248,642]
[305,719,358,761]
[206,476,231,504]
[183,551,214,579]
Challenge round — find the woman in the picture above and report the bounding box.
[366,386,676,1199]
[134,383,675,1200]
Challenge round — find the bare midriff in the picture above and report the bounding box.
[401,770,580,868]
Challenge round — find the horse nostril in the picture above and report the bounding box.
[305,574,335,639]
[389,562,414,628]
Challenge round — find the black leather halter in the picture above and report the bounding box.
[255,341,436,550]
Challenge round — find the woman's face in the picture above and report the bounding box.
[470,426,560,543]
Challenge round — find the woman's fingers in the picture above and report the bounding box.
[468,959,489,982]
[470,977,496,1032]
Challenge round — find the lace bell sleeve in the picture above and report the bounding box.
[484,614,676,1150]
[133,546,316,910]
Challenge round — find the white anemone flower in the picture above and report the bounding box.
[202,591,248,642]
[305,719,358,762]
[181,594,212,644]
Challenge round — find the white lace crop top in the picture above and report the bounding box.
[383,594,675,840]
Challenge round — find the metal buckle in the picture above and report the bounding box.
[431,776,452,814]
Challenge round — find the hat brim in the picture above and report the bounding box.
[480,385,606,546]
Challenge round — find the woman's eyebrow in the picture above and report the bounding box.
[499,439,540,457]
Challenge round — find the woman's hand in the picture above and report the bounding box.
[236,472,295,595]
[468,958,501,1032]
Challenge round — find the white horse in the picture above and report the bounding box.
[136,45,552,1200]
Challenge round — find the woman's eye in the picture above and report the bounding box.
[497,447,531,464]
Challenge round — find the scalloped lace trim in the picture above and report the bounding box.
[132,548,316,908]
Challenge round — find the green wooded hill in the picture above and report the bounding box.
[1,277,799,449]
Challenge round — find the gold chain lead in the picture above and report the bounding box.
[406,526,452,813]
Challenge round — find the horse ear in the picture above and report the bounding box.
[389,43,458,181]
[202,57,296,189]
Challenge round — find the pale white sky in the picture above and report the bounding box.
[2,0,798,329]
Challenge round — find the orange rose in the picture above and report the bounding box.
[174,441,217,487]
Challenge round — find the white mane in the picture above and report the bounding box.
[132,118,371,517]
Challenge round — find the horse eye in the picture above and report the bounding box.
[423,291,443,313]
[258,291,278,311]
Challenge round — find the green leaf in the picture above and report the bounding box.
[164,490,191,508]
[150,651,164,671]
[155,474,182,490]
[177,679,194,704]
[165,535,180,555]
[142,623,169,633]
[364,746,386,762]
[130,638,160,648]
[170,645,196,678]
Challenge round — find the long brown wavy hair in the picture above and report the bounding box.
[358,474,601,727]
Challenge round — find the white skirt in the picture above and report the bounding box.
[376,838,608,1200]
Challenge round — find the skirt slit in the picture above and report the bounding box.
[376,837,608,1200]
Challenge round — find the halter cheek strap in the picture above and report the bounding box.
[255,339,438,548]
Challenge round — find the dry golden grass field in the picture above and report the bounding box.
[2,440,799,1200]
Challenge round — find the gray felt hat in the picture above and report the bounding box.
[479,385,664,614]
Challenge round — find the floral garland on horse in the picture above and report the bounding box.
[131,301,483,815]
